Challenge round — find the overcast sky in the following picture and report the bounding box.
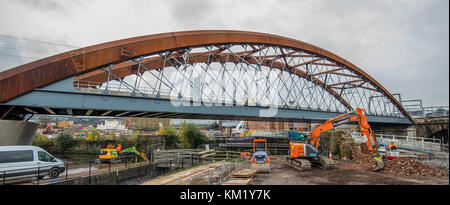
[0,0,448,106]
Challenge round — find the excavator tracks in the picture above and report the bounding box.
[286,156,335,171]
[286,157,311,171]
[311,156,335,170]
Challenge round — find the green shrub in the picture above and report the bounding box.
[179,122,207,149]
[32,133,56,153]
[81,129,103,153]
[55,130,76,154]
[163,128,179,149]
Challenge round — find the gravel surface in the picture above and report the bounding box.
[249,157,449,185]
[381,157,448,177]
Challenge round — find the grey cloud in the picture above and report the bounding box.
[167,0,225,29]
[0,0,447,106]
[18,0,69,12]
[0,35,28,69]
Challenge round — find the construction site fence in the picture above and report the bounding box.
[152,149,245,163]
[152,149,207,163]
[161,159,252,185]
[153,148,291,163]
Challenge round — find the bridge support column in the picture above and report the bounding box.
[0,120,38,146]
[406,126,417,137]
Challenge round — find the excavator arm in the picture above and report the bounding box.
[287,108,383,172]
[307,108,384,171]
[119,147,150,162]
[309,108,379,154]
[43,124,54,134]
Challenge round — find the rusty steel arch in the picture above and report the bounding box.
[0,30,413,121]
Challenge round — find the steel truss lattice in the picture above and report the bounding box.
[74,43,404,118]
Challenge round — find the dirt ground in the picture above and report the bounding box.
[21,157,449,185]
[249,158,449,185]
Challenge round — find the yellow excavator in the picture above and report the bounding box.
[286,108,384,171]
[97,140,149,163]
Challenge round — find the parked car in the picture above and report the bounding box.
[0,146,65,182]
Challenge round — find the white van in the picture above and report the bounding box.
[0,146,65,182]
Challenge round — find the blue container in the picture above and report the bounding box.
[288,131,301,140]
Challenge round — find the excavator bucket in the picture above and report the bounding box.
[251,163,271,173]
[373,157,384,171]
[251,152,271,173]
[373,160,384,171]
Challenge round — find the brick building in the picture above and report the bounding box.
[245,121,294,130]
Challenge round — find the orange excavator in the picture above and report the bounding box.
[42,124,54,134]
[286,108,384,171]
[251,139,271,173]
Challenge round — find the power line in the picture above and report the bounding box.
[0,52,39,60]
[0,45,59,55]
[0,43,75,60]
[0,34,79,48]
[0,35,80,62]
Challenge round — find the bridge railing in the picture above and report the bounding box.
[423,106,449,117]
[74,80,172,99]
[73,80,407,119]
[74,80,268,107]
[406,106,449,118]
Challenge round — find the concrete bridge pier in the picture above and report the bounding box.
[0,120,38,146]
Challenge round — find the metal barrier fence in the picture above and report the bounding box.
[351,132,445,152]
[153,158,251,185]
[153,148,271,162]
[152,149,204,163]
[2,149,239,185]
[351,132,449,169]
[152,149,244,164]
[2,164,58,185]
[1,155,150,185]
[376,134,444,152]
[185,159,251,185]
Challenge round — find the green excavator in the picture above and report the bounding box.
[97,140,149,163]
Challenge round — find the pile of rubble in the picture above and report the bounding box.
[352,153,377,170]
[340,152,449,178]
[381,157,448,177]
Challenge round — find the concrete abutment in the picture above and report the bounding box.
[0,120,38,146]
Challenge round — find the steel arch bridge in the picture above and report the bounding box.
[0,30,413,124]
